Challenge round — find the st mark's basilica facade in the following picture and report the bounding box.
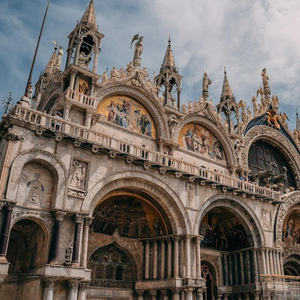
[1,1,300,300]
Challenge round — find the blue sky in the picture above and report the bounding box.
[1,0,300,128]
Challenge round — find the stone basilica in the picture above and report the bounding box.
[1,1,300,300]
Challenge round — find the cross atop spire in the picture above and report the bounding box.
[220,67,234,102]
[80,0,97,29]
[160,35,177,73]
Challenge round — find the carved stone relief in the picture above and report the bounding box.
[68,158,88,199]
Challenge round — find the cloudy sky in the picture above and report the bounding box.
[1,0,300,128]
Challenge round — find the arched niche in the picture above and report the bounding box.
[6,219,48,274]
[282,208,300,247]
[284,255,300,276]
[200,207,252,251]
[201,262,217,300]
[16,161,55,209]
[91,190,170,239]
[248,140,296,191]
[88,242,137,288]
[96,95,157,138]
[178,123,227,164]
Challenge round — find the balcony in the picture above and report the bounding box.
[8,105,281,202]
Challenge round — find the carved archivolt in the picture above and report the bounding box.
[174,115,236,168]
[275,192,300,245]
[95,86,167,139]
[243,126,300,188]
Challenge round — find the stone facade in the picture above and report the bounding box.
[1,1,300,299]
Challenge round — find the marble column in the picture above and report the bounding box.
[69,70,77,90]
[261,248,267,275]
[229,254,233,285]
[68,279,79,300]
[77,281,89,300]
[161,290,169,300]
[252,291,260,300]
[0,202,15,260]
[253,249,259,282]
[153,240,158,279]
[184,235,191,278]
[279,251,284,274]
[0,202,6,239]
[239,252,245,285]
[43,278,57,300]
[49,210,66,264]
[72,214,84,266]
[268,250,273,275]
[223,254,229,285]
[136,290,144,300]
[149,290,157,300]
[185,287,193,300]
[172,288,182,300]
[234,253,239,285]
[173,236,180,278]
[160,239,166,279]
[223,294,229,300]
[81,217,93,268]
[92,50,100,74]
[196,288,203,300]
[196,236,202,279]
[246,250,251,283]
[167,237,172,278]
[245,293,250,300]
[145,241,150,279]
[276,250,281,275]
[85,112,93,128]
[265,249,270,275]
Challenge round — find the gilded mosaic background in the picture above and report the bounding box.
[97,96,157,138]
[178,123,226,162]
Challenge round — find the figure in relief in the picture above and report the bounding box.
[70,160,86,190]
[26,173,44,205]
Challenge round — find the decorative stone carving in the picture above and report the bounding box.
[4,128,24,142]
[26,172,44,205]
[262,209,272,231]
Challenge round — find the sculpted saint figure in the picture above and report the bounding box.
[134,36,144,58]
[202,72,212,91]
[261,68,269,88]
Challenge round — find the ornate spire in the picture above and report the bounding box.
[80,0,97,29]
[160,36,176,73]
[220,67,234,102]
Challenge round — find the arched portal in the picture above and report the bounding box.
[6,219,48,274]
[284,255,300,276]
[91,190,171,238]
[199,203,260,296]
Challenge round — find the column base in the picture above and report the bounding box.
[0,257,8,263]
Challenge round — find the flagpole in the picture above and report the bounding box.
[24,0,51,96]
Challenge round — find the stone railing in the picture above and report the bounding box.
[64,87,97,108]
[11,105,281,201]
[260,275,300,298]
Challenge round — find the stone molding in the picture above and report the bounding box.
[275,191,300,245]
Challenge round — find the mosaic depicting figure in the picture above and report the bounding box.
[97,96,156,138]
[179,124,225,162]
[201,218,249,250]
[282,212,300,245]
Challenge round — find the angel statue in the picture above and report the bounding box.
[261,68,269,88]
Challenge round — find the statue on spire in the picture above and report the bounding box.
[202,72,211,100]
[131,34,144,68]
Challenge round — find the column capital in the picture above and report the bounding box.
[54,210,67,222]
[44,277,58,288]
[195,235,204,243]
[6,201,16,210]
[184,234,191,240]
[84,217,94,226]
[0,201,6,210]
[171,287,182,294]
[68,279,80,288]
[74,213,85,224]
[149,290,157,296]
[185,287,194,294]
[79,280,90,290]
[136,289,144,296]
[160,289,169,296]
[172,235,181,242]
